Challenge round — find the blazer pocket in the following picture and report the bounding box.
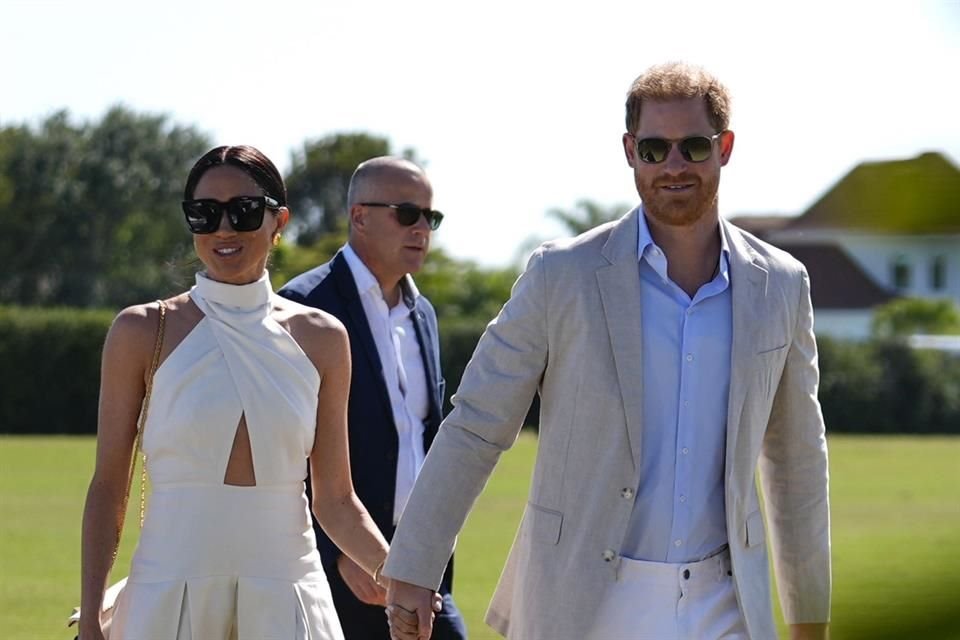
[526,502,563,545]
[745,510,765,548]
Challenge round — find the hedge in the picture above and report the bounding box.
[0,306,504,435]
[818,337,960,433]
[2,306,958,435]
[0,305,114,434]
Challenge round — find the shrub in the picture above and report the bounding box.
[0,305,113,434]
[817,336,960,434]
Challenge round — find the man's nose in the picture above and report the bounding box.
[662,143,688,173]
[412,211,432,232]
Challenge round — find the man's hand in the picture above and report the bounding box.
[385,578,442,640]
[337,554,386,606]
[790,622,829,640]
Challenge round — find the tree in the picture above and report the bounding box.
[0,106,211,308]
[871,297,960,338]
[547,199,629,235]
[269,220,349,290]
[285,133,419,245]
[517,199,629,264]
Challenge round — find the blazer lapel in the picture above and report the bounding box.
[596,207,645,469]
[330,253,394,417]
[722,221,769,481]
[407,288,443,448]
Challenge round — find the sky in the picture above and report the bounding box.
[2,0,958,268]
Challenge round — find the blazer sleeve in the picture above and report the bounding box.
[758,267,832,624]
[383,248,550,589]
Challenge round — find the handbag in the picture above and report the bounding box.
[68,300,167,638]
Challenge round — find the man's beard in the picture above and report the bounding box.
[639,172,720,227]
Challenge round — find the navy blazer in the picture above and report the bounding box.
[278,251,447,576]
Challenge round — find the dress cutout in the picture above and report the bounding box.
[110,271,344,640]
[224,415,256,486]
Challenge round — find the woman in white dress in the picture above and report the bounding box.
[79,145,392,639]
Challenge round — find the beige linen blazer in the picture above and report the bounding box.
[384,207,831,639]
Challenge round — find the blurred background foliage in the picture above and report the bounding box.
[2,106,960,639]
[2,105,960,437]
[0,107,209,307]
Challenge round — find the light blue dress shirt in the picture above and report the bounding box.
[622,210,733,563]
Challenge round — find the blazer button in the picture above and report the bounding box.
[602,549,616,562]
[620,487,635,499]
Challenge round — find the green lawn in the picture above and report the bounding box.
[1,434,959,639]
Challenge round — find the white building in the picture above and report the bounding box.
[731,152,960,340]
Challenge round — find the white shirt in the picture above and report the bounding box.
[341,244,429,524]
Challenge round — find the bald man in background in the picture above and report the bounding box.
[280,157,467,639]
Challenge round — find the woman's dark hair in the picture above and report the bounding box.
[183,145,287,205]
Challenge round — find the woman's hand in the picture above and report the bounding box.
[337,553,387,606]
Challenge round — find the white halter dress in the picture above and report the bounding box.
[110,272,344,640]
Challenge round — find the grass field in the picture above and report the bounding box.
[1,433,959,639]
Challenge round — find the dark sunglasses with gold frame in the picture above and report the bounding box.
[181,195,281,234]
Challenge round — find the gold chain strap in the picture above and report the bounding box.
[113,300,166,561]
[137,300,166,527]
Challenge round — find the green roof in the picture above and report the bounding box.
[788,152,960,233]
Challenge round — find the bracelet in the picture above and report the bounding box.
[373,559,386,587]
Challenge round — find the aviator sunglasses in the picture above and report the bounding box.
[630,131,726,164]
[360,202,444,230]
[182,195,281,234]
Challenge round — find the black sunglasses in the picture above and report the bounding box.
[359,202,444,230]
[181,195,281,234]
[631,131,726,164]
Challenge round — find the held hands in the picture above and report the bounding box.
[386,578,443,640]
[337,554,387,606]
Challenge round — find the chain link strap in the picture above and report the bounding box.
[113,300,166,560]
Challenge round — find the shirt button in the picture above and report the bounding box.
[681,447,689,455]
[602,549,616,562]
[674,539,682,547]
[679,495,687,503]
[685,354,694,362]
[620,487,635,499]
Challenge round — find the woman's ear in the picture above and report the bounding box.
[271,207,290,246]
[275,207,290,233]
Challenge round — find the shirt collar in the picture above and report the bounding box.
[341,243,420,310]
[637,206,731,272]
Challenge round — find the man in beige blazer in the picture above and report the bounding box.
[384,62,831,640]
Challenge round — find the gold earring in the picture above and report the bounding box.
[272,234,281,246]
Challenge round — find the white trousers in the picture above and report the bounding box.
[586,549,748,640]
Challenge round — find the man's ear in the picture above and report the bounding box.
[718,130,735,166]
[349,203,366,233]
[622,133,637,167]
